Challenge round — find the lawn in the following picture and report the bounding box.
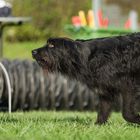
[3,41,45,59]
[0,111,139,140]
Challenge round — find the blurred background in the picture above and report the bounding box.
[2,0,140,59]
[3,0,140,58]
[0,0,140,112]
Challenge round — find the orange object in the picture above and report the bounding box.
[87,10,95,28]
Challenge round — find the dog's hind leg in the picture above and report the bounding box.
[95,95,112,125]
[122,89,140,125]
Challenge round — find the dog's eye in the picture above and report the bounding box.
[48,44,54,48]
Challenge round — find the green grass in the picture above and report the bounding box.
[3,41,45,59]
[0,111,139,140]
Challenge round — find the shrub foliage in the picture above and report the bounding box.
[6,0,90,41]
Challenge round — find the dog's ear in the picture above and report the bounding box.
[47,38,55,48]
[47,38,54,44]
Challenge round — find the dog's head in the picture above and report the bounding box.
[32,37,81,73]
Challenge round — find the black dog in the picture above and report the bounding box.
[32,33,140,125]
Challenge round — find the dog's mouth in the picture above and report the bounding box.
[32,51,56,72]
[34,57,55,72]
[32,53,46,66]
[36,58,49,68]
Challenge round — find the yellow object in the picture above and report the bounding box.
[78,10,87,26]
[87,10,95,28]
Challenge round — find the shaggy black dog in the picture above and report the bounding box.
[32,33,140,125]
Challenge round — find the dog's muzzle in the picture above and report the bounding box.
[32,50,38,59]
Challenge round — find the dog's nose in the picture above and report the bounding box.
[32,50,38,56]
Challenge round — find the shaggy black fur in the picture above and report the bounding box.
[32,33,140,125]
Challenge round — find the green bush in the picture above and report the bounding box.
[6,24,43,42]
[5,0,91,42]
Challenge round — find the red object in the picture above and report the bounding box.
[97,9,103,27]
[125,19,131,29]
[97,9,109,28]
[103,17,109,28]
[72,16,81,27]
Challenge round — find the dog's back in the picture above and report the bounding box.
[77,33,140,81]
